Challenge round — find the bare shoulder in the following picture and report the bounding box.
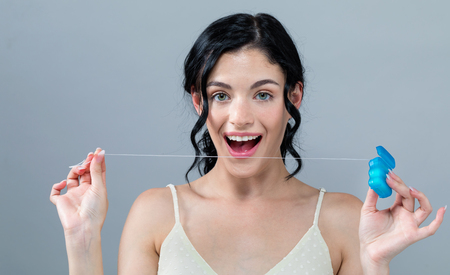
[126,185,179,239]
[129,183,197,228]
[321,191,363,228]
[319,191,364,273]
[293,181,363,231]
[118,185,183,273]
[132,186,174,219]
[319,192,363,248]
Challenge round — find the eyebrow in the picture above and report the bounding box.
[206,81,232,89]
[206,79,280,90]
[250,79,280,89]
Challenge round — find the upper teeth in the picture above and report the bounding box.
[227,135,259,142]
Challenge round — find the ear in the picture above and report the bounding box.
[289,82,303,109]
[191,85,202,115]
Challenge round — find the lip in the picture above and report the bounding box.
[223,132,262,158]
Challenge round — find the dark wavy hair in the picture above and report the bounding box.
[183,13,305,182]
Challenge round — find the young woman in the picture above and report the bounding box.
[50,13,445,275]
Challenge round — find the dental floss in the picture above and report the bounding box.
[69,147,397,200]
[68,146,400,200]
[69,153,370,168]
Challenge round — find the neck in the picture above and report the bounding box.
[198,158,298,200]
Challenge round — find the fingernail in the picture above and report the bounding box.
[386,173,391,180]
[409,186,417,193]
[94,150,105,162]
[445,205,448,211]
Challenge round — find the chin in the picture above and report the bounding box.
[219,159,269,180]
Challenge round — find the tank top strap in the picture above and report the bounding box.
[313,188,326,226]
[166,184,180,223]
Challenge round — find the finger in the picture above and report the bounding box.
[50,180,67,205]
[386,171,415,212]
[66,166,82,190]
[415,206,446,242]
[78,152,94,172]
[67,151,95,189]
[410,187,433,225]
[101,150,106,183]
[362,188,379,213]
[90,148,106,189]
[392,192,403,208]
[79,152,94,186]
[79,170,91,186]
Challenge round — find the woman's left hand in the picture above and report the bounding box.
[359,171,446,271]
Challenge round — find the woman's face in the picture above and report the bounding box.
[193,49,302,178]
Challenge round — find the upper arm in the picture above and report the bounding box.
[322,193,364,275]
[118,188,174,275]
[336,194,363,275]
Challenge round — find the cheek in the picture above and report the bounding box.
[258,106,290,128]
[207,108,225,127]
[206,109,226,139]
[259,108,290,147]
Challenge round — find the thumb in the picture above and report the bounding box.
[91,148,106,189]
[362,188,379,214]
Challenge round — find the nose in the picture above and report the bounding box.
[229,97,254,128]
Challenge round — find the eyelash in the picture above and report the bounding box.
[212,92,229,102]
[210,91,273,102]
[255,92,272,101]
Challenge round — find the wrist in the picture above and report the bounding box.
[64,226,104,275]
[64,223,101,240]
[362,263,389,275]
[65,228,101,247]
[360,247,390,275]
[64,224,102,259]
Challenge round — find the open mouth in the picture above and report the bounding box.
[225,135,262,155]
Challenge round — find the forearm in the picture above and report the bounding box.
[64,228,104,275]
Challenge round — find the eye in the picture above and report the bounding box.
[255,92,271,101]
[213,93,229,102]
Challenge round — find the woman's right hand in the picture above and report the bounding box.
[50,148,108,236]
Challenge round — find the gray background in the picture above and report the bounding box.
[1,0,449,274]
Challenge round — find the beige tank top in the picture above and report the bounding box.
[158,184,333,275]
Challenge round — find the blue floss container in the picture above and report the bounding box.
[368,146,396,198]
